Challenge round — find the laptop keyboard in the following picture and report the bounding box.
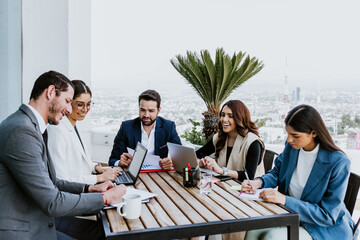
[115,171,132,185]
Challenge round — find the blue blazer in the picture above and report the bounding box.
[261,143,355,240]
[109,116,181,166]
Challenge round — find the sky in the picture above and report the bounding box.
[91,0,360,92]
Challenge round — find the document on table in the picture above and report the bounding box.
[238,188,271,201]
[103,187,157,209]
[127,147,162,170]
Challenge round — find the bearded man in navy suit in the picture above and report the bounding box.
[109,90,181,170]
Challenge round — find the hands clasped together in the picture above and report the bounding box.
[241,179,286,205]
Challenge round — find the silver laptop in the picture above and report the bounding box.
[115,142,148,185]
[167,142,198,172]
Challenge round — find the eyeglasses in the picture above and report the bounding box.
[73,101,94,111]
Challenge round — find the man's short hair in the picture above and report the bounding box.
[29,70,74,100]
[138,89,161,108]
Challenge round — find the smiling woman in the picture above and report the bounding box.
[47,80,121,185]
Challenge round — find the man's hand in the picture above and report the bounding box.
[120,153,132,167]
[259,189,286,205]
[97,168,121,182]
[159,157,172,170]
[88,181,115,192]
[103,184,127,205]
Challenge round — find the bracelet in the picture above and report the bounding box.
[101,192,108,206]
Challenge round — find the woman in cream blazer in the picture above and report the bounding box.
[196,100,265,181]
[48,80,119,184]
[196,100,265,240]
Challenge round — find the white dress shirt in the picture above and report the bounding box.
[140,121,156,156]
[26,104,47,134]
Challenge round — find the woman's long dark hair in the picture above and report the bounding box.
[215,100,259,158]
[285,104,343,153]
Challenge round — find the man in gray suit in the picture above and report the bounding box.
[0,71,126,239]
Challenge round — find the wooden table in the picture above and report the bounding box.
[101,171,299,240]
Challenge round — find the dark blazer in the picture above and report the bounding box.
[0,105,103,239]
[261,142,355,240]
[109,116,181,166]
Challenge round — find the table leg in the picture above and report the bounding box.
[287,223,299,240]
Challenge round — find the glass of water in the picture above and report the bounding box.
[200,172,212,194]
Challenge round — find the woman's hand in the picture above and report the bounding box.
[94,165,107,174]
[259,189,286,205]
[197,158,205,167]
[97,168,120,182]
[241,179,262,194]
[203,156,222,174]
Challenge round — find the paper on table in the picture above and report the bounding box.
[127,147,162,170]
[103,187,157,209]
[238,188,271,201]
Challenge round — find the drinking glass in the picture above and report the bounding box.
[199,172,212,194]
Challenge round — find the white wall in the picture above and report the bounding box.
[22,0,69,102]
[68,0,93,155]
[0,0,22,122]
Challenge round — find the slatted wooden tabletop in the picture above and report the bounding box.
[102,171,299,240]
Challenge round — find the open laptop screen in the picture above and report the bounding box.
[128,142,148,178]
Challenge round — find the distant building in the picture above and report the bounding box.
[347,128,360,150]
[296,87,301,102]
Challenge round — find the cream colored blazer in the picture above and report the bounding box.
[213,132,265,178]
[47,116,97,184]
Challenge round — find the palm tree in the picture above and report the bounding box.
[170,48,264,138]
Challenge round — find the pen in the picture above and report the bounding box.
[243,167,254,189]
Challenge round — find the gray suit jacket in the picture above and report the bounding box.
[0,104,104,239]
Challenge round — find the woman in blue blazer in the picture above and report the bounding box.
[242,104,356,240]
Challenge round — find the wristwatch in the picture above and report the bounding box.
[222,167,229,176]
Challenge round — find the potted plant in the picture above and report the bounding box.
[171,48,264,139]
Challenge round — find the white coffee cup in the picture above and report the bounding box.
[117,193,142,219]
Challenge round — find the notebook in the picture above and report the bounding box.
[167,142,198,173]
[115,142,148,185]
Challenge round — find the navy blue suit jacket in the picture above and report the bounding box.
[109,116,181,166]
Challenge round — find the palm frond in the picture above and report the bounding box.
[170,48,264,114]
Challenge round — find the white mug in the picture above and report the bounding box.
[117,193,142,219]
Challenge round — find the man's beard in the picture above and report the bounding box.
[141,117,156,126]
[48,99,62,125]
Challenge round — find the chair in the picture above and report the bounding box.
[263,149,278,173]
[345,172,360,216]
[344,172,360,239]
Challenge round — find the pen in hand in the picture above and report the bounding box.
[243,167,254,190]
